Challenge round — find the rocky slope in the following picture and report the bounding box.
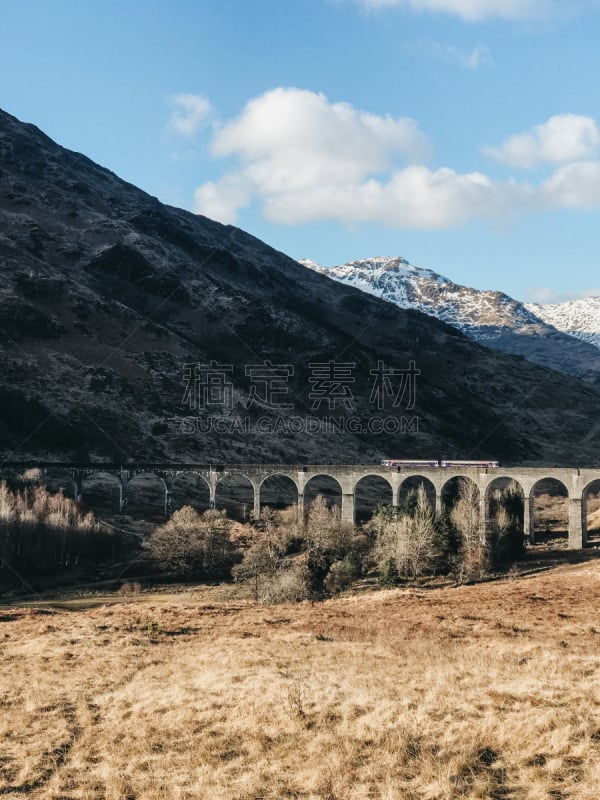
[1,108,600,465]
[302,257,600,385]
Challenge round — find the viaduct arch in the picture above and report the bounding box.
[15,463,600,550]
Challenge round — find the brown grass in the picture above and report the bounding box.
[3,560,600,798]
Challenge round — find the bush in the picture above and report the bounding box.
[324,555,359,594]
[304,496,363,597]
[232,536,279,600]
[378,556,399,588]
[146,506,235,579]
[118,581,141,599]
[256,563,309,604]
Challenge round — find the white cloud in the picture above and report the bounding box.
[541,160,600,208]
[211,87,429,175]
[194,176,251,225]
[353,0,562,21]
[525,287,600,303]
[192,89,600,230]
[167,93,213,138]
[428,41,492,69]
[194,87,432,225]
[485,114,600,169]
[255,167,530,229]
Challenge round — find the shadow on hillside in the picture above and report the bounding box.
[518,541,600,572]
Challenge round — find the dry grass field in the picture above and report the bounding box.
[3,558,600,799]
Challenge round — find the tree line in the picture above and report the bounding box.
[0,477,132,589]
[144,479,525,601]
[0,475,524,599]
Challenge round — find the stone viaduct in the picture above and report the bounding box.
[23,462,600,550]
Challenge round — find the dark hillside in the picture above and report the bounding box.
[1,108,599,465]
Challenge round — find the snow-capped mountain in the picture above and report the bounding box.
[300,256,600,385]
[300,256,541,338]
[526,297,600,350]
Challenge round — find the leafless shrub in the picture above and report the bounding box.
[232,536,280,600]
[284,674,308,720]
[262,564,309,603]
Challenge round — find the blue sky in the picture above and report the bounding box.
[2,0,600,302]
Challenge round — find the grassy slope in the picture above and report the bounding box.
[3,560,600,798]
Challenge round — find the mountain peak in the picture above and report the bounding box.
[348,256,410,270]
[302,255,446,291]
[300,254,600,386]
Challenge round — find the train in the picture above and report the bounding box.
[380,459,500,468]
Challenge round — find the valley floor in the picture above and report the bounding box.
[3,559,600,799]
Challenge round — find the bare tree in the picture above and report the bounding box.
[232,515,282,601]
[375,484,440,579]
[409,484,441,577]
[0,481,111,581]
[451,479,489,582]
